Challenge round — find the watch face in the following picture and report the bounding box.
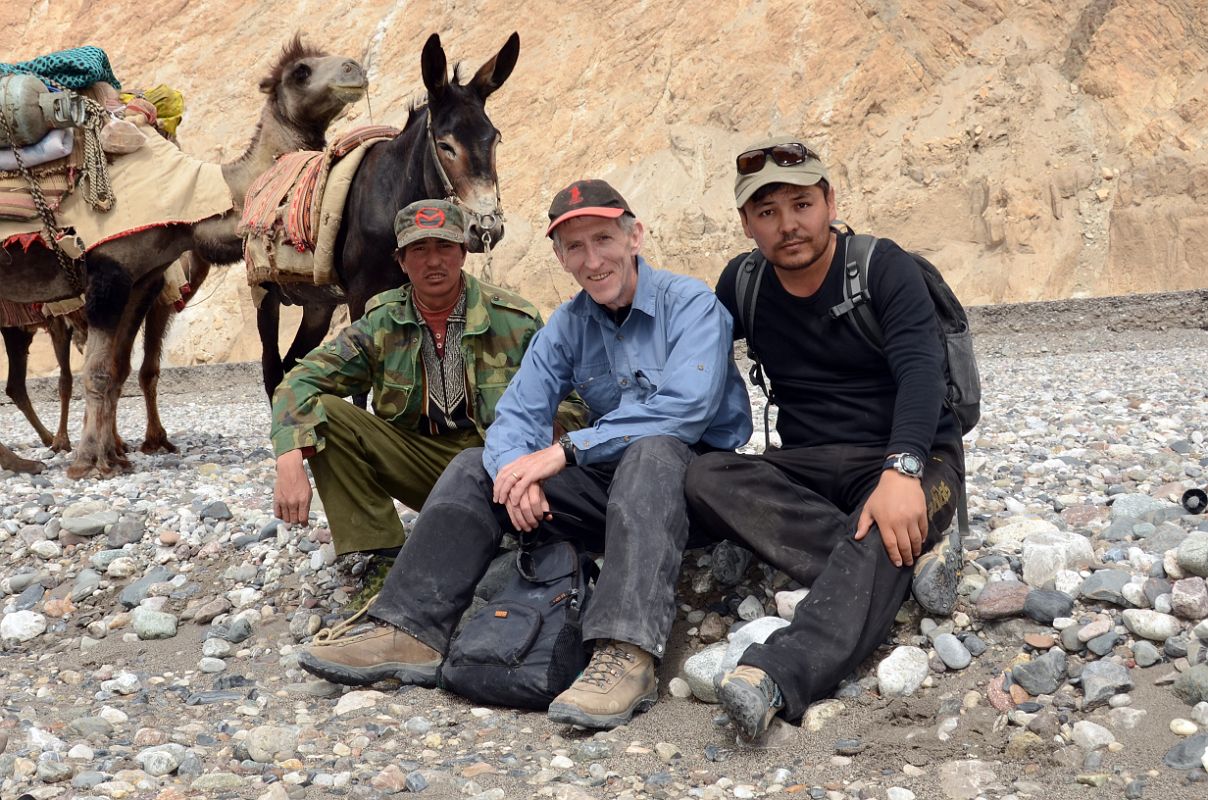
[900,454,923,476]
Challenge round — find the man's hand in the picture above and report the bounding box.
[274,449,313,525]
[493,444,567,532]
[855,470,928,568]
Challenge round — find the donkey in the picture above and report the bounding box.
[255,32,518,399]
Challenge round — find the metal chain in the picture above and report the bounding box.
[480,230,494,284]
[40,75,113,212]
[0,100,84,293]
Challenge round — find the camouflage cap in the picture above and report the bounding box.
[394,199,468,251]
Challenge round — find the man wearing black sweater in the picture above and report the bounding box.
[685,137,965,739]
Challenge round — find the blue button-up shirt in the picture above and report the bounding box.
[484,257,752,477]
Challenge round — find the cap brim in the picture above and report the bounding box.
[735,164,828,208]
[396,229,466,251]
[545,206,626,237]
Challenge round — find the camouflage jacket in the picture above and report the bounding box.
[270,274,585,456]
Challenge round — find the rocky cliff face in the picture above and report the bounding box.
[4,0,1206,372]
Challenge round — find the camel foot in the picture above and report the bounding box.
[114,435,129,457]
[1,452,44,474]
[140,435,178,455]
[66,449,131,479]
[51,436,72,453]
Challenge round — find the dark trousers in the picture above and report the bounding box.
[684,439,964,722]
[370,436,696,659]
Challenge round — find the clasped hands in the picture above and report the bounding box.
[492,444,567,532]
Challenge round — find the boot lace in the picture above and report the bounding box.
[578,644,634,689]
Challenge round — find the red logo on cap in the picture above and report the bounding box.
[568,185,583,205]
[415,207,446,228]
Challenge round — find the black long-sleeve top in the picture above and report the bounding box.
[715,232,959,458]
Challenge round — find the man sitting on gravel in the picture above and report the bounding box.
[685,137,966,739]
[270,199,584,560]
[297,179,752,729]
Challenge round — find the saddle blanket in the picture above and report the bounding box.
[240,125,399,289]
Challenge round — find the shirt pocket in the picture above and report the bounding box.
[571,363,620,414]
[475,380,511,426]
[375,379,417,424]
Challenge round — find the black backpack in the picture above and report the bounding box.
[734,223,980,531]
[439,540,598,710]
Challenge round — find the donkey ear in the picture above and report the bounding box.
[421,33,449,100]
[470,32,519,100]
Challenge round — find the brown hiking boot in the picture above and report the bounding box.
[297,624,441,687]
[718,665,783,740]
[547,641,658,729]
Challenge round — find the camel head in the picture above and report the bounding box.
[420,32,519,253]
[259,35,367,145]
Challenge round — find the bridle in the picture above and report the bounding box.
[425,110,504,279]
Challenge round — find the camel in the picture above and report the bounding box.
[0,36,366,477]
[255,33,517,400]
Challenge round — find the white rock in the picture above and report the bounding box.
[887,789,915,800]
[1072,720,1115,750]
[1122,609,1182,642]
[986,519,1060,551]
[737,595,764,621]
[30,540,61,559]
[1192,702,1208,727]
[683,642,728,703]
[334,690,386,715]
[1053,570,1084,596]
[1169,718,1199,736]
[716,617,791,680]
[1,610,47,642]
[877,646,929,696]
[1021,531,1094,588]
[98,706,128,725]
[775,589,809,620]
[804,699,845,732]
[198,657,226,673]
[550,755,574,769]
[667,677,692,699]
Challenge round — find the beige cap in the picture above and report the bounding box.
[734,136,830,207]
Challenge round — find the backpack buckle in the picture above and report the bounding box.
[828,290,870,319]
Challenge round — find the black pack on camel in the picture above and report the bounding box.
[244,32,518,401]
[0,39,367,477]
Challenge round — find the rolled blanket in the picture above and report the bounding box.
[0,46,121,90]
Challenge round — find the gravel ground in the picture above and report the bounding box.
[1,290,1207,800]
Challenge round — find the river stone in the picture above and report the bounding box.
[683,643,727,704]
[1079,570,1132,605]
[1171,578,1208,619]
[877,646,929,696]
[716,616,790,680]
[1172,665,1208,706]
[119,566,172,609]
[937,759,999,800]
[1142,524,1188,556]
[1122,609,1182,641]
[1,610,46,642]
[1080,661,1134,709]
[107,516,146,547]
[1110,494,1169,521]
[1162,733,1208,770]
[1072,720,1115,750]
[975,580,1030,619]
[933,633,972,670]
[1011,650,1067,696]
[737,595,764,621]
[775,589,809,620]
[132,608,178,640]
[710,540,752,586]
[1021,531,1094,588]
[246,725,296,763]
[1133,641,1162,667]
[1023,590,1074,624]
[986,519,1059,550]
[1177,532,1208,577]
[60,511,120,537]
[136,744,186,777]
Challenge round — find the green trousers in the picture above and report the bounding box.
[307,394,484,555]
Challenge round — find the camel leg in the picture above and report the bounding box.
[2,325,55,447]
[139,297,176,454]
[70,265,162,479]
[46,316,74,452]
[257,284,285,402]
[0,439,42,474]
[112,273,165,456]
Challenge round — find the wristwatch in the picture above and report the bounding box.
[558,433,577,466]
[883,452,924,479]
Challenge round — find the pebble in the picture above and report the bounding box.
[933,633,972,670]
[877,646,930,696]
[1170,718,1199,736]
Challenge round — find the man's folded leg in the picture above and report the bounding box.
[298,448,504,686]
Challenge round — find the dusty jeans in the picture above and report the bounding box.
[369,435,697,659]
[685,439,964,722]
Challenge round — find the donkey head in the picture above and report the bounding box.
[420,32,519,253]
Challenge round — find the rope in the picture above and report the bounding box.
[311,592,379,644]
[37,75,114,212]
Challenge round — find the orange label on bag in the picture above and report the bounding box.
[494,610,508,618]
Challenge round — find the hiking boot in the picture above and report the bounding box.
[718,665,784,740]
[297,624,441,687]
[547,641,658,729]
[912,529,962,617]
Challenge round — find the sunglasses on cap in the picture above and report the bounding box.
[735,142,822,176]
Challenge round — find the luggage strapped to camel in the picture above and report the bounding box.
[734,221,981,534]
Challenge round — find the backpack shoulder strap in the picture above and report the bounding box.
[828,232,884,350]
[733,249,766,342]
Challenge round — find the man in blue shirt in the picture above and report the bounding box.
[298,179,752,729]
